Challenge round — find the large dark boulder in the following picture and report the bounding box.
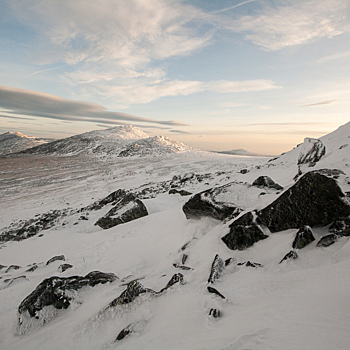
[221,212,268,251]
[258,172,350,233]
[18,271,118,318]
[292,226,315,249]
[95,199,148,229]
[252,176,283,191]
[182,188,237,221]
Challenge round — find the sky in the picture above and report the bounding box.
[0,0,350,155]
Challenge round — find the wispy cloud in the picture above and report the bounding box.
[315,50,350,64]
[213,0,256,14]
[301,99,338,107]
[0,86,187,126]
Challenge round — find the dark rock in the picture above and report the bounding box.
[159,273,185,293]
[58,264,73,273]
[26,264,38,272]
[46,255,65,265]
[252,176,283,190]
[222,212,268,251]
[316,234,339,248]
[240,169,248,174]
[208,254,224,283]
[207,286,225,299]
[4,275,28,286]
[173,263,193,271]
[329,216,350,234]
[182,254,188,264]
[297,138,326,165]
[292,226,315,249]
[315,169,345,178]
[5,265,21,273]
[169,189,192,196]
[237,261,263,268]
[279,250,298,264]
[224,258,234,266]
[0,264,7,270]
[258,172,350,233]
[95,199,148,229]
[89,189,130,211]
[116,323,133,341]
[18,271,118,318]
[209,308,221,318]
[182,188,237,221]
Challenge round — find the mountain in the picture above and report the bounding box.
[8,126,200,157]
[216,148,274,157]
[1,122,350,350]
[0,131,54,157]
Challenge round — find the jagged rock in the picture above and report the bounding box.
[207,286,225,299]
[18,271,117,318]
[116,323,134,341]
[95,199,148,229]
[315,169,345,179]
[89,189,131,211]
[5,265,21,273]
[182,254,188,264]
[258,172,350,233]
[182,188,237,221]
[252,176,283,191]
[279,250,298,264]
[4,275,28,286]
[237,261,263,268]
[108,280,150,308]
[26,264,38,272]
[173,263,193,271]
[297,138,326,165]
[316,234,339,248]
[292,226,315,249]
[58,264,73,273]
[0,264,7,270]
[209,308,221,318]
[224,258,234,266]
[169,189,192,196]
[222,212,268,251]
[159,273,185,293]
[46,255,65,265]
[329,216,350,235]
[208,254,224,283]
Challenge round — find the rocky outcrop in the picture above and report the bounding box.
[95,199,148,229]
[169,189,192,196]
[252,176,283,191]
[237,261,263,268]
[279,250,298,263]
[316,234,338,248]
[258,172,350,233]
[329,216,350,236]
[208,254,224,283]
[221,212,268,251]
[18,271,118,318]
[292,226,315,249]
[158,273,185,293]
[297,138,326,165]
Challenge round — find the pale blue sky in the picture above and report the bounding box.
[1,0,350,154]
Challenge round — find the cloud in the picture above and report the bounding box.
[0,86,187,126]
[301,99,338,107]
[168,129,192,135]
[221,0,349,50]
[315,50,350,64]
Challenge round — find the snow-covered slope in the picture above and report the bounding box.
[0,131,54,157]
[1,123,350,350]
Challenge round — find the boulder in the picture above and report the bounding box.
[158,273,185,293]
[292,226,315,249]
[209,308,221,318]
[252,176,283,191]
[316,234,339,248]
[208,254,224,283]
[329,216,350,235]
[279,250,298,264]
[95,199,148,229]
[58,264,73,273]
[221,212,268,251]
[297,138,326,165]
[207,286,225,299]
[258,172,350,233]
[116,323,134,341]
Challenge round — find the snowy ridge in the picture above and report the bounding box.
[0,131,54,157]
[1,123,350,349]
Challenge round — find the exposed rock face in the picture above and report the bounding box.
[18,271,118,318]
[316,234,339,248]
[297,138,326,165]
[95,199,148,229]
[280,250,298,264]
[208,254,224,283]
[159,273,185,293]
[221,212,268,251]
[252,176,283,191]
[182,188,237,221]
[46,255,65,265]
[258,172,350,233]
[292,226,315,249]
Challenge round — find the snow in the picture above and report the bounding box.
[1,123,350,349]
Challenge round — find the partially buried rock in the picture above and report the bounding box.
[46,255,65,265]
[5,265,21,273]
[169,189,192,196]
[221,212,268,251]
[237,261,263,268]
[329,216,350,236]
[252,176,283,191]
[207,286,225,299]
[279,250,298,264]
[208,254,224,283]
[316,234,339,248]
[292,226,315,249]
[116,323,134,341]
[58,264,73,273]
[158,273,184,293]
[209,308,221,318]
[258,172,350,233]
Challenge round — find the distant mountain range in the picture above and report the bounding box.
[1,126,200,158]
[0,131,55,157]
